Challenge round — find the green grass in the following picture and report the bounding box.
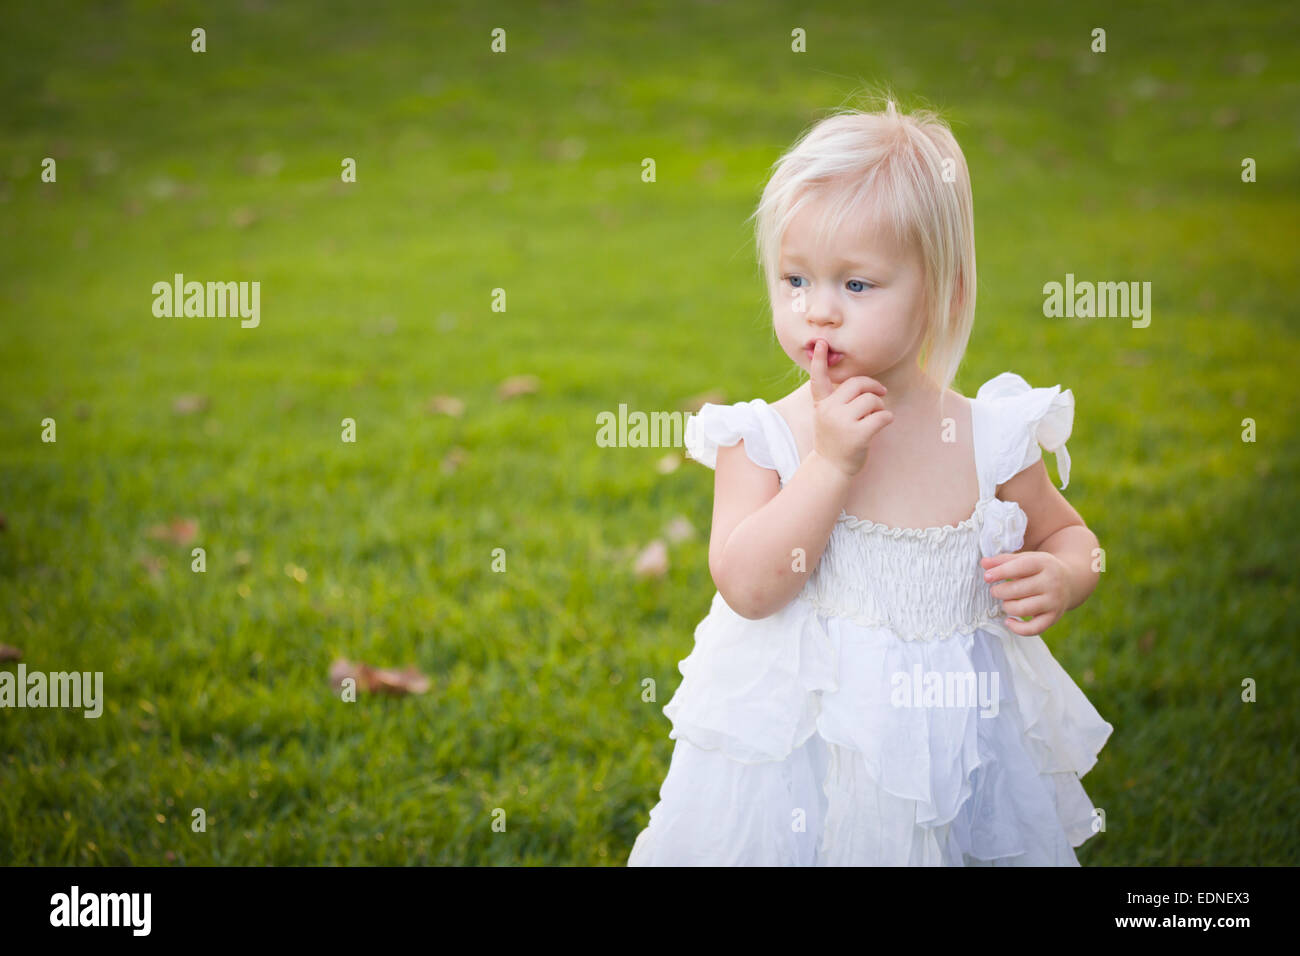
[2,0,1298,865]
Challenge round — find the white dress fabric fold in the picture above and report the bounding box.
[628,375,1112,866]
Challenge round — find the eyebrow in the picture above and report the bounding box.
[780,252,887,270]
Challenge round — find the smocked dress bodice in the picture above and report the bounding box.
[809,508,1002,643]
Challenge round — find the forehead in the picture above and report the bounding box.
[779,194,912,267]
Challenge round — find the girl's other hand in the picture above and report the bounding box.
[981,550,1072,635]
[809,339,893,477]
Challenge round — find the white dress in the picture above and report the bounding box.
[627,372,1113,866]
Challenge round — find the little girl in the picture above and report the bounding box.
[627,98,1112,866]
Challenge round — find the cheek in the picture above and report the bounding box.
[873,294,918,338]
[775,313,801,344]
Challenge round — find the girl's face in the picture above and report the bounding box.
[771,196,929,390]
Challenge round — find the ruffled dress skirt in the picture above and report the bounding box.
[627,593,1112,866]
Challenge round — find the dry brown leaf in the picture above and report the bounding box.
[1212,107,1241,129]
[328,658,353,687]
[496,375,540,400]
[595,204,620,228]
[172,394,209,415]
[146,517,199,547]
[0,644,22,662]
[329,658,431,696]
[243,152,283,177]
[441,447,468,473]
[634,539,669,578]
[695,159,722,184]
[426,395,466,417]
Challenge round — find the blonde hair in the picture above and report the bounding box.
[747,90,977,397]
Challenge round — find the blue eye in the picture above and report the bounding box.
[847,279,872,292]
[784,275,807,289]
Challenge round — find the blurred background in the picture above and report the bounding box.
[1,0,1297,864]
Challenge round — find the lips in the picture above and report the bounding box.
[804,341,845,366]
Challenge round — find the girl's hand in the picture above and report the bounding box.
[809,339,893,478]
[980,551,1072,636]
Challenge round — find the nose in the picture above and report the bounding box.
[804,288,841,327]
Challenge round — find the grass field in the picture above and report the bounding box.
[2,0,1298,865]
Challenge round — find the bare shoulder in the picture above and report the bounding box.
[769,383,813,460]
[944,388,973,421]
[770,381,811,422]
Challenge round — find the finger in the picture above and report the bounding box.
[1001,615,1029,635]
[1003,611,1051,635]
[983,554,1033,581]
[980,551,1021,569]
[857,407,895,442]
[989,575,1039,600]
[809,340,831,403]
[834,376,888,403]
[1001,594,1049,618]
[844,392,888,421]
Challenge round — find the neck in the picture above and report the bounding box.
[854,357,943,419]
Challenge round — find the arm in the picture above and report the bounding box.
[1038,525,1101,611]
[707,443,852,619]
[999,458,1099,609]
[980,458,1100,635]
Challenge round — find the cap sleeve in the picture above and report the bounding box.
[684,400,781,476]
[975,372,1074,490]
